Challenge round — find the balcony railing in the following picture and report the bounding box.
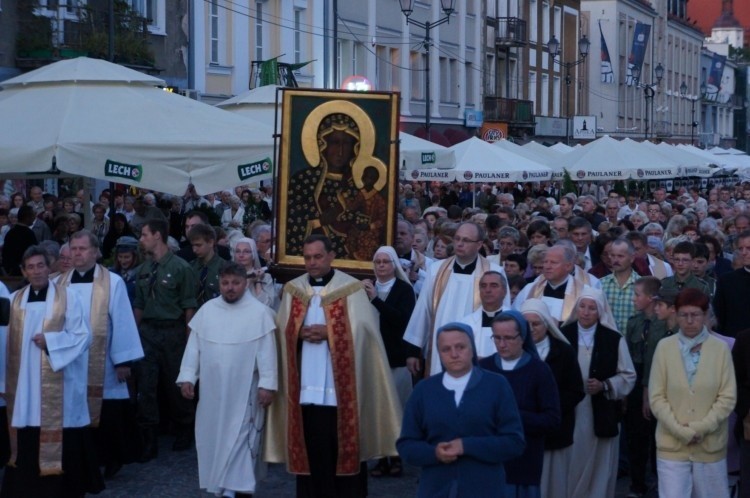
[494,17,527,48]
[483,97,535,124]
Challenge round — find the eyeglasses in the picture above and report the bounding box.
[453,236,480,244]
[492,334,520,343]
[373,259,393,265]
[677,312,704,321]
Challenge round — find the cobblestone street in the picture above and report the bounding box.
[87,435,648,497]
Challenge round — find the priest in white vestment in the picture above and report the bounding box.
[177,263,277,497]
[0,246,103,497]
[513,244,601,322]
[458,271,508,359]
[403,222,510,376]
[57,230,144,477]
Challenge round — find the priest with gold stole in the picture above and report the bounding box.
[0,246,104,497]
[264,234,402,498]
[56,230,144,479]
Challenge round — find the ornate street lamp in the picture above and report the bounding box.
[400,0,456,137]
[631,63,664,140]
[546,34,590,144]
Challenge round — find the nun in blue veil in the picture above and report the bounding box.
[478,311,562,498]
[397,322,525,498]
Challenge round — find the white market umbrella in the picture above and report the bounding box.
[493,139,563,180]
[640,142,715,177]
[215,84,281,128]
[709,146,747,156]
[0,57,275,195]
[399,132,455,170]
[523,141,569,159]
[404,137,551,182]
[557,135,679,181]
[677,144,747,172]
[550,142,575,153]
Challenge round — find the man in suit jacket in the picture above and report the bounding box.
[714,230,750,336]
[2,206,37,276]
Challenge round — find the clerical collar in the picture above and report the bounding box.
[309,269,335,287]
[71,266,96,283]
[481,307,502,327]
[547,276,569,290]
[399,249,413,260]
[453,258,477,275]
[27,285,49,302]
[744,266,750,274]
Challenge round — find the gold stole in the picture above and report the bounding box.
[651,257,668,279]
[282,280,362,475]
[425,256,489,375]
[529,274,585,323]
[6,283,67,475]
[57,266,110,427]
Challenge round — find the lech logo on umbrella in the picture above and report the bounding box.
[238,159,272,181]
[105,160,143,183]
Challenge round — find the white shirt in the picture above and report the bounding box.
[299,288,337,406]
[536,336,551,361]
[442,370,472,406]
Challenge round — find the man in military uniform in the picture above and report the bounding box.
[133,219,198,462]
[187,224,227,309]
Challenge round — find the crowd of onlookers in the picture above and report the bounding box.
[0,183,275,288]
[4,177,750,498]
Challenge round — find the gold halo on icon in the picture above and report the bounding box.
[301,100,376,168]
[353,157,388,191]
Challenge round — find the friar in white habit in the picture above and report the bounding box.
[177,262,277,498]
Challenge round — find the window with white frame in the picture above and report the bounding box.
[255,2,264,62]
[210,0,219,64]
[528,71,537,110]
[410,51,424,100]
[294,9,303,64]
[36,0,88,18]
[466,63,475,106]
[529,0,538,43]
[485,54,496,95]
[450,59,458,102]
[352,42,360,75]
[440,57,449,102]
[552,75,561,118]
[541,73,549,117]
[542,2,550,48]
[336,40,342,85]
[127,0,164,34]
[390,48,401,91]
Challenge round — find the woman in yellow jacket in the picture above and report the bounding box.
[650,288,736,498]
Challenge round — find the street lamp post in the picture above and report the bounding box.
[679,81,707,147]
[400,0,456,139]
[631,63,664,140]
[546,34,590,144]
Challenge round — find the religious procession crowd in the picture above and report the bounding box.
[1,177,750,498]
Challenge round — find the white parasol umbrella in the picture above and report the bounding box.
[550,142,575,153]
[557,136,680,180]
[639,142,715,177]
[0,57,275,195]
[493,139,563,180]
[215,84,281,127]
[399,132,455,170]
[403,137,552,182]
